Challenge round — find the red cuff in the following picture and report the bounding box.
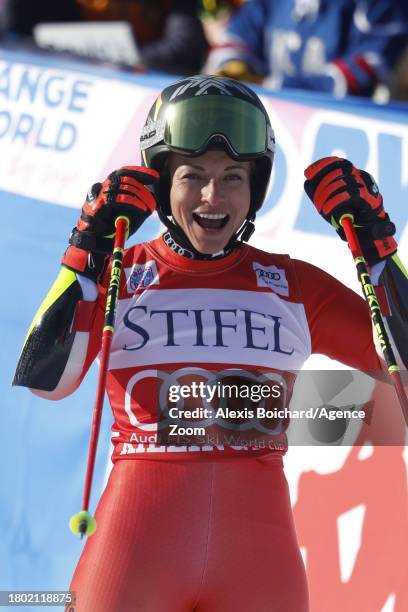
[333,58,359,93]
[61,246,89,273]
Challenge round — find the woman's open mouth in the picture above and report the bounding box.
[192,213,230,230]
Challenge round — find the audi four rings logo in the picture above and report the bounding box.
[255,268,281,281]
[124,367,289,435]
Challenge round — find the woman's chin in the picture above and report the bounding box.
[190,225,231,254]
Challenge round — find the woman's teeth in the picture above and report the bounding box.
[193,213,229,229]
[197,213,227,219]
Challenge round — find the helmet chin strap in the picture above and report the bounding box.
[230,217,256,245]
[157,207,256,260]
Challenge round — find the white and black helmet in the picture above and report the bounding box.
[140,75,275,224]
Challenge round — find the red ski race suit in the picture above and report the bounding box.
[39,234,389,612]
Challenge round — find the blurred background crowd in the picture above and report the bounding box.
[1,0,408,103]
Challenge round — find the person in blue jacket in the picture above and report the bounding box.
[204,0,408,98]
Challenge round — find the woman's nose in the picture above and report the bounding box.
[201,178,225,205]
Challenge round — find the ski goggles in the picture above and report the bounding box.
[163,96,271,158]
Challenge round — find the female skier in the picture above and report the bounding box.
[14,75,407,611]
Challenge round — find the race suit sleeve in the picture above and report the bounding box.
[293,254,408,370]
[282,0,408,96]
[371,254,408,367]
[13,266,105,400]
[329,0,408,96]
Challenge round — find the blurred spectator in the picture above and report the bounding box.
[389,47,408,101]
[4,0,208,75]
[199,0,245,47]
[77,0,208,74]
[204,0,408,98]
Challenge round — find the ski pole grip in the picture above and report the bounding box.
[114,215,130,245]
[340,214,361,259]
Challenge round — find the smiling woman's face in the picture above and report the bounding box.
[168,150,252,254]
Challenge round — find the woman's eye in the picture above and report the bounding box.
[183,172,202,180]
[225,173,243,181]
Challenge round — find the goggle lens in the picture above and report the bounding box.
[163,96,268,156]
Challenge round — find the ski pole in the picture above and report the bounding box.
[69,215,130,537]
[340,214,408,426]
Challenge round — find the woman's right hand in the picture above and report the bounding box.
[62,166,159,279]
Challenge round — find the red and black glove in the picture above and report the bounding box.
[62,166,159,279]
[304,157,397,265]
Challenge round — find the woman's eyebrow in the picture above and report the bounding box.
[181,164,245,171]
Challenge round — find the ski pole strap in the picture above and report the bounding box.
[340,215,400,374]
[103,216,129,333]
